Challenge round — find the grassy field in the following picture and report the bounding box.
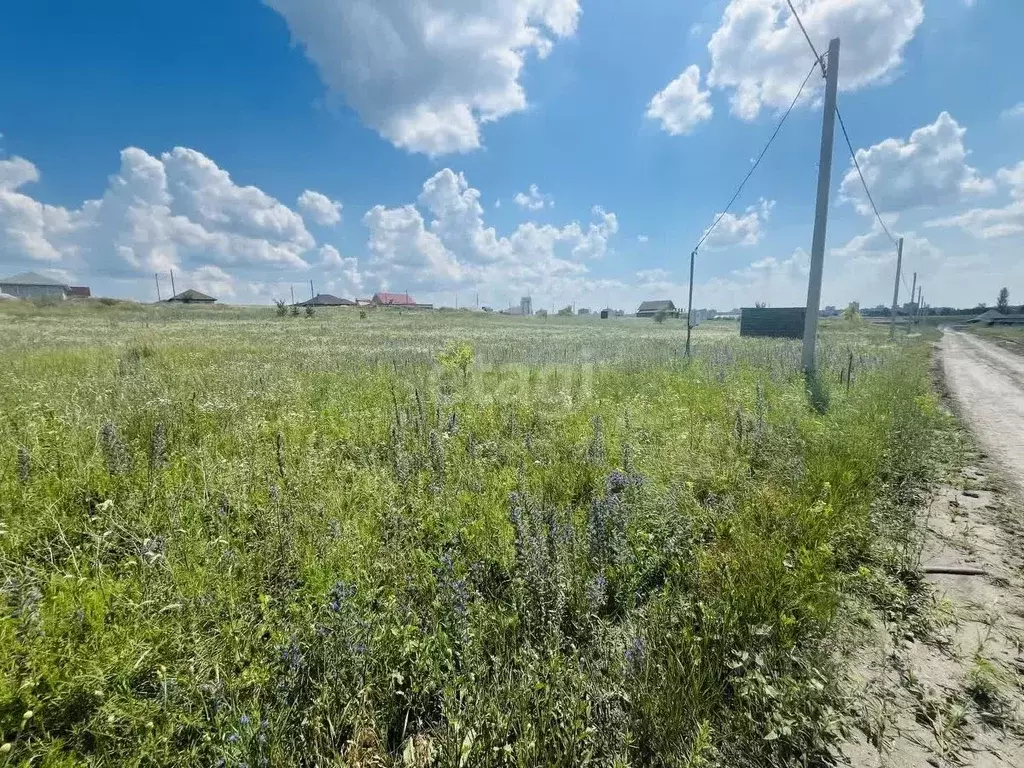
[0,302,948,766]
[969,324,1024,354]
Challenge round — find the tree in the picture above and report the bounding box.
[274,299,288,317]
[557,305,573,316]
[842,301,861,321]
[754,301,768,309]
[654,308,668,324]
[997,287,1010,313]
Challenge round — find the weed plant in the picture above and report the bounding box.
[0,306,944,766]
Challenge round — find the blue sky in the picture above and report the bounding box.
[0,0,1021,310]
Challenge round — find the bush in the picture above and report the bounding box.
[654,308,668,324]
[274,299,288,317]
[305,305,315,318]
[290,304,300,317]
[359,309,367,320]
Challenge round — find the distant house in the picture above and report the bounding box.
[0,271,69,300]
[636,299,678,319]
[372,292,433,309]
[167,288,216,304]
[296,293,354,307]
[967,308,1024,327]
[67,286,92,299]
[373,292,415,306]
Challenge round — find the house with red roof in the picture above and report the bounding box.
[371,292,433,309]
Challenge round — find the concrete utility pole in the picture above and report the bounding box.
[685,249,696,357]
[910,271,917,324]
[290,285,295,305]
[890,237,904,339]
[801,36,841,373]
[170,270,177,298]
[310,280,314,300]
[155,273,161,302]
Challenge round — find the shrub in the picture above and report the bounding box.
[275,299,288,316]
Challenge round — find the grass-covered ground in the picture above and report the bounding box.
[0,303,948,766]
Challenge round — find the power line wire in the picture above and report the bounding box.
[782,0,899,249]
[835,106,899,246]
[784,0,826,77]
[692,58,820,254]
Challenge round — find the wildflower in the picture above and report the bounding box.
[99,422,131,475]
[149,422,167,469]
[240,715,250,726]
[16,446,29,484]
[227,733,239,744]
[606,469,630,495]
[328,581,356,613]
[587,573,608,613]
[625,636,645,669]
[275,432,285,478]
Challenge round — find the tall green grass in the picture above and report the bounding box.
[0,306,945,766]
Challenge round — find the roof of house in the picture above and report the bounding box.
[637,300,676,313]
[67,286,91,298]
[373,292,416,305]
[0,271,68,287]
[970,308,1003,322]
[297,293,354,306]
[167,288,216,302]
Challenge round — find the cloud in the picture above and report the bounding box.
[705,0,924,120]
[700,198,774,249]
[0,157,40,192]
[262,0,581,155]
[927,202,1024,240]
[514,184,552,211]
[0,146,324,281]
[637,235,649,244]
[646,65,713,135]
[839,112,993,215]
[298,190,343,226]
[362,168,618,293]
[1002,103,1024,120]
[319,244,363,293]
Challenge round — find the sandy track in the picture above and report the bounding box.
[941,329,1024,494]
[841,330,1024,767]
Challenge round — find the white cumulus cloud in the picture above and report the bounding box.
[363,168,618,292]
[705,0,924,120]
[840,112,994,215]
[298,190,343,226]
[646,65,713,135]
[700,198,774,249]
[262,0,581,155]
[1002,103,1024,120]
[0,146,324,284]
[514,184,552,211]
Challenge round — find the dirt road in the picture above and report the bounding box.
[841,330,1024,767]
[941,329,1024,493]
